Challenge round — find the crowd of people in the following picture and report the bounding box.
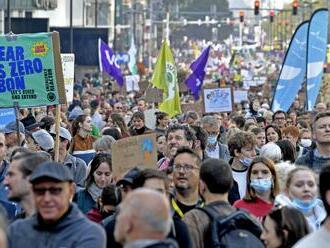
[0,80,329,248]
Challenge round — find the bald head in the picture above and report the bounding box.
[114,188,172,244]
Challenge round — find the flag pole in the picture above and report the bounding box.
[165,12,170,43]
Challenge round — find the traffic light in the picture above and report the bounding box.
[239,11,244,23]
[254,0,260,15]
[292,0,298,15]
[270,10,274,23]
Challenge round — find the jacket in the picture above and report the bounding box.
[124,239,179,248]
[183,201,235,248]
[7,203,106,248]
[64,154,87,189]
[74,189,96,214]
[295,148,330,173]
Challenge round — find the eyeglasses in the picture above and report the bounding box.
[33,187,63,196]
[173,164,198,173]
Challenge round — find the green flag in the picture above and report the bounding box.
[151,41,181,117]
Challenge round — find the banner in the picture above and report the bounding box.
[185,46,210,100]
[271,21,309,112]
[0,32,65,108]
[151,41,181,117]
[234,90,248,103]
[306,9,329,111]
[61,53,74,103]
[98,38,124,87]
[127,37,138,75]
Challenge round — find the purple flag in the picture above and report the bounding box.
[185,46,210,100]
[98,38,124,87]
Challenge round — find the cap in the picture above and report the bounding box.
[50,127,72,142]
[68,107,84,121]
[31,129,54,151]
[90,99,99,109]
[116,167,142,187]
[3,121,25,134]
[30,161,74,183]
[21,115,42,131]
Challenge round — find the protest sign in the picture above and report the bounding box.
[144,108,157,130]
[0,32,66,108]
[125,74,140,92]
[61,53,74,103]
[112,133,157,177]
[233,90,248,103]
[0,108,15,130]
[181,102,203,115]
[203,87,233,113]
[144,87,163,103]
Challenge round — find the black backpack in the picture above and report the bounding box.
[198,205,265,248]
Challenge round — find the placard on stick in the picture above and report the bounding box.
[112,133,157,177]
[202,87,233,113]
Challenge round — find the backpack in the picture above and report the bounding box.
[198,205,265,248]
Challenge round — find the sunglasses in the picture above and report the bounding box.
[33,187,63,196]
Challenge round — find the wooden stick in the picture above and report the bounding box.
[54,105,61,162]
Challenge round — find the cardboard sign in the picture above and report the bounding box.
[112,133,157,177]
[61,53,75,103]
[125,74,140,92]
[181,102,203,115]
[0,32,66,108]
[144,87,163,103]
[203,87,233,113]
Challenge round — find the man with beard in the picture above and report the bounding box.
[158,125,196,171]
[296,112,330,172]
[169,147,203,219]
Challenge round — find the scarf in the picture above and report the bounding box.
[88,183,103,202]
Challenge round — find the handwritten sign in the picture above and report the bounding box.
[203,87,233,113]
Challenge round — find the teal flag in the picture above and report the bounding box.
[0,32,61,108]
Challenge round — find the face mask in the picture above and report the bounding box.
[207,135,218,145]
[291,198,320,214]
[250,178,272,193]
[239,157,253,167]
[300,139,312,148]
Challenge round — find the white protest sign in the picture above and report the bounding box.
[203,87,233,113]
[125,75,140,92]
[234,90,248,103]
[61,54,75,103]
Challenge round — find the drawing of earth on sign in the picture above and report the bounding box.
[141,138,153,161]
[206,89,229,105]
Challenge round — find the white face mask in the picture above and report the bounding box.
[300,138,312,148]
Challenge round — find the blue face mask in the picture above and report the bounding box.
[250,178,272,193]
[207,135,218,145]
[292,198,320,214]
[239,157,253,167]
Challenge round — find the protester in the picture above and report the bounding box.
[169,147,203,219]
[71,114,97,164]
[7,161,106,247]
[251,127,266,155]
[50,127,87,188]
[295,112,330,172]
[154,112,169,135]
[129,111,152,136]
[261,206,309,248]
[3,121,26,149]
[0,133,9,200]
[184,158,263,248]
[201,115,230,161]
[158,124,196,171]
[108,113,130,138]
[293,165,330,247]
[114,189,178,248]
[93,135,116,154]
[265,124,281,143]
[156,134,167,161]
[282,126,302,158]
[74,153,112,214]
[228,131,257,199]
[26,129,54,153]
[4,153,51,219]
[234,157,279,221]
[260,142,282,163]
[275,167,326,231]
[272,110,287,128]
[276,140,296,163]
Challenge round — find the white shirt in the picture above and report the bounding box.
[232,169,248,199]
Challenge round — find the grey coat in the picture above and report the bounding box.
[8,203,106,248]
